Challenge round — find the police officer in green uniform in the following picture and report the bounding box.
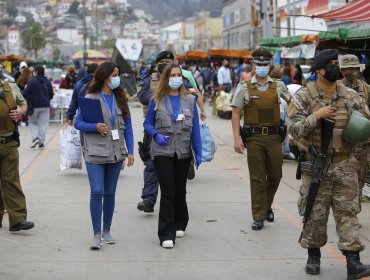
[288,49,370,279]
[231,47,291,230]
[0,72,34,231]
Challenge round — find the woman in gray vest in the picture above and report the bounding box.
[144,63,202,248]
[74,62,134,250]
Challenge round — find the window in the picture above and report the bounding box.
[235,32,239,44]
[224,15,231,27]
[241,8,246,22]
[230,12,234,25]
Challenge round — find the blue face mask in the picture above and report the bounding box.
[109,76,120,90]
[255,66,270,78]
[168,77,183,90]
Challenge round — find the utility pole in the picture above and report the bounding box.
[82,0,88,65]
[287,0,291,36]
[292,0,296,36]
[96,0,99,50]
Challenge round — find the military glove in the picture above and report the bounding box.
[154,133,169,146]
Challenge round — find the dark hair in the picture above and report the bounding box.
[282,68,291,76]
[34,65,44,76]
[87,63,99,74]
[16,68,32,88]
[88,62,129,118]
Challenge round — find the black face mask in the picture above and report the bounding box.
[157,63,166,74]
[323,64,342,83]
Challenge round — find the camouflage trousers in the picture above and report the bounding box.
[298,157,364,251]
[353,144,369,194]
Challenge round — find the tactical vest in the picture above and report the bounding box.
[296,81,353,155]
[150,94,195,160]
[243,80,281,126]
[0,81,17,135]
[81,93,127,164]
[142,73,160,116]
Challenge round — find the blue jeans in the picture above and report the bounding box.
[85,161,123,235]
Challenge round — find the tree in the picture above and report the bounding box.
[21,22,47,58]
[68,1,79,14]
[6,0,18,17]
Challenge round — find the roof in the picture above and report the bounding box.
[315,0,370,22]
[306,0,328,15]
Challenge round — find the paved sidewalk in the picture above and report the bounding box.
[0,103,369,280]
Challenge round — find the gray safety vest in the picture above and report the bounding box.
[81,93,127,164]
[151,94,195,159]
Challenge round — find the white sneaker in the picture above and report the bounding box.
[161,240,174,248]
[176,230,185,238]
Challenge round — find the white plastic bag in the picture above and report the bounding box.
[60,126,82,170]
[200,123,217,162]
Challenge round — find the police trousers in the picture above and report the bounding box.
[0,140,27,226]
[246,134,282,220]
[298,157,364,251]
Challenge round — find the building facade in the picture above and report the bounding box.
[194,12,223,50]
[222,0,251,49]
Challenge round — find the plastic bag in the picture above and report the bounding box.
[200,123,217,162]
[60,126,82,170]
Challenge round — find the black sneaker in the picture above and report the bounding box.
[30,138,40,148]
[38,143,45,150]
[137,201,154,213]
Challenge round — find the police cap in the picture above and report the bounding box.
[252,47,272,64]
[156,51,175,63]
[312,49,338,71]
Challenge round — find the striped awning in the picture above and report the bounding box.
[315,0,370,22]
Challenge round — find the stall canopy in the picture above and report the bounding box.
[176,49,252,61]
[261,27,370,51]
[314,0,370,22]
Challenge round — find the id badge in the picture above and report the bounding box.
[112,129,119,141]
[176,113,185,122]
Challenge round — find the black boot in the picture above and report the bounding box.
[343,250,370,280]
[305,248,321,275]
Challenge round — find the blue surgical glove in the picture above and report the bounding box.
[195,154,202,169]
[154,133,169,146]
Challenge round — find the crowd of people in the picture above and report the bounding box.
[0,44,369,280]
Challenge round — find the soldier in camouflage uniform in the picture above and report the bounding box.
[340,54,370,197]
[288,49,370,279]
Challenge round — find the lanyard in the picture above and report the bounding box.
[100,91,116,127]
[165,95,182,121]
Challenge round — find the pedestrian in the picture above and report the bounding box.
[143,63,201,248]
[66,67,77,89]
[13,61,28,82]
[217,59,232,93]
[288,49,370,279]
[136,51,205,214]
[0,68,34,231]
[16,67,33,125]
[340,54,370,196]
[74,62,134,250]
[67,63,99,125]
[240,65,253,81]
[75,61,86,82]
[23,65,54,149]
[231,47,291,231]
[281,67,292,85]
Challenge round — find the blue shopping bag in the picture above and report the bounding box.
[200,123,217,162]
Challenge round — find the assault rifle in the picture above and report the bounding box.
[298,119,335,243]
